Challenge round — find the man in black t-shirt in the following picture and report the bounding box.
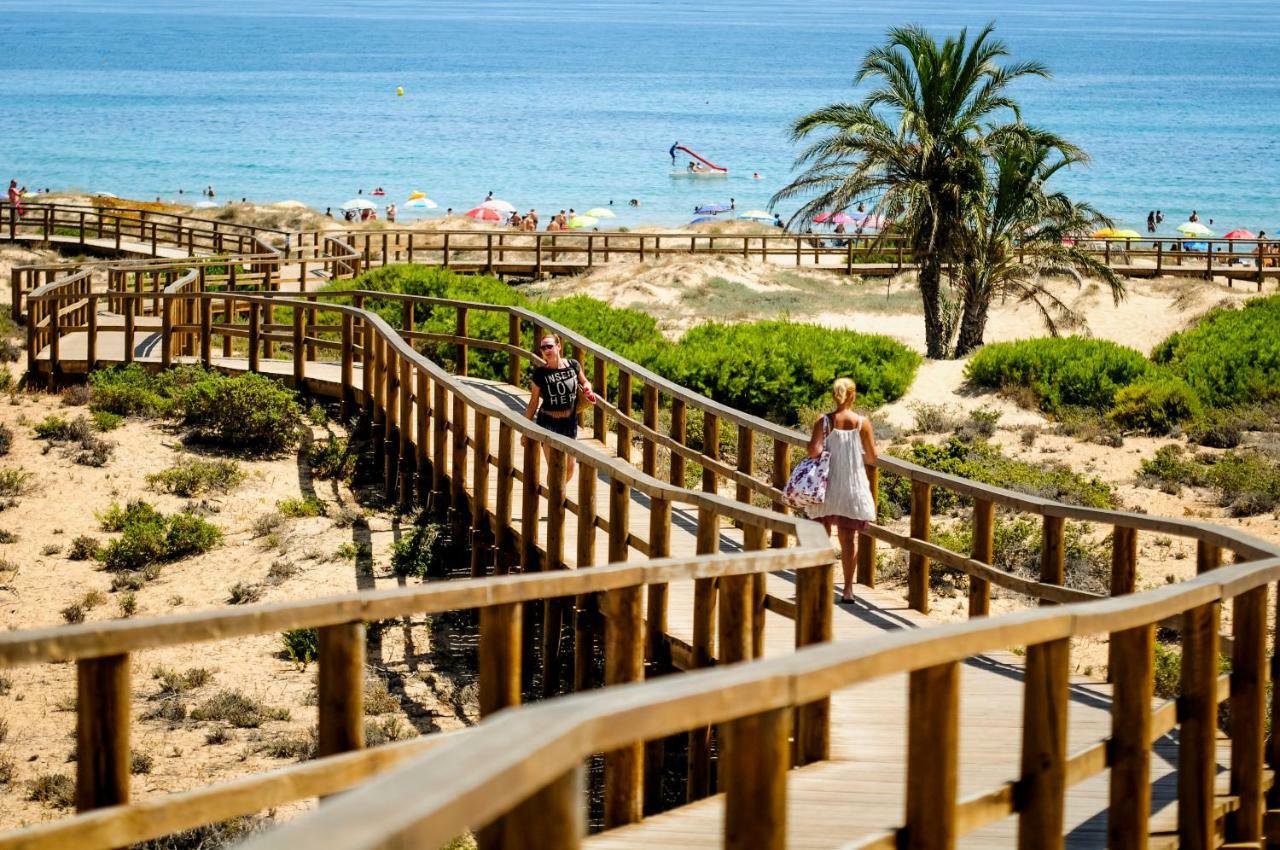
[523,333,594,481]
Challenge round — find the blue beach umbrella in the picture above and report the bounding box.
[694,203,730,215]
[690,216,717,224]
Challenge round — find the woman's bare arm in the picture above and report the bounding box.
[524,385,541,420]
[806,416,826,459]
[860,416,878,465]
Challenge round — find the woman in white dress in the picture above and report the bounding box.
[805,378,878,603]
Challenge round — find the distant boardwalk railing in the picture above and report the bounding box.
[3,232,1280,849]
[4,201,1278,288]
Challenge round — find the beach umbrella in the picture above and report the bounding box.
[690,216,717,224]
[584,208,616,219]
[829,213,856,225]
[694,203,730,215]
[858,215,886,230]
[813,212,832,223]
[404,197,438,209]
[340,198,377,212]
[94,192,118,199]
[1176,221,1213,237]
[465,206,505,221]
[567,215,598,229]
[739,210,775,222]
[408,191,427,200]
[1182,241,1209,252]
[271,200,308,209]
[1091,227,1120,238]
[1110,229,1142,239]
[481,199,517,214]
[1223,228,1256,240]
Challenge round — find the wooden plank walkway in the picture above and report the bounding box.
[34,327,1227,848]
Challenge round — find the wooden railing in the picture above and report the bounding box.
[9,249,1280,847]
[5,201,1276,290]
[2,288,836,850]
[241,551,1280,850]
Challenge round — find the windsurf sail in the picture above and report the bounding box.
[673,145,728,173]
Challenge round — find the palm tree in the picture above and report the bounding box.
[770,23,1048,358]
[952,128,1124,356]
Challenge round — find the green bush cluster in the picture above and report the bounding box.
[1152,295,1280,409]
[333,266,919,426]
[146,457,246,497]
[391,521,456,579]
[97,499,222,572]
[1139,444,1280,516]
[88,365,302,454]
[965,337,1153,414]
[882,437,1115,517]
[281,628,319,667]
[1107,377,1202,434]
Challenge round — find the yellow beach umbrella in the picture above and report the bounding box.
[408,191,426,200]
[567,215,598,229]
[1091,227,1119,238]
[1110,229,1142,239]
[584,208,616,218]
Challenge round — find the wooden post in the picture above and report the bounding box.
[642,384,658,476]
[292,302,305,388]
[572,464,598,692]
[479,604,522,716]
[1108,624,1153,850]
[248,301,260,373]
[905,662,959,850]
[1040,515,1065,604]
[450,392,468,515]
[1229,586,1267,843]
[722,707,790,850]
[688,507,718,801]
[794,558,833,766]
[669,398,687,487]
[615,370,632,463]
[456,306,469,377]
[735,426,753,507]
[593,356,607,439]
[1178,601,1219,850]
[1017,638,1069,850]
[908,480,932,613]
[470,412,491,578]
[432,381,448,507]
[541,448,567,697]
[645,497,672,668]
[857,464,879,586]
[1196,540,1221,575]
[702,411,719,493]
[494,424,514,574]
[508,313,522,386]
[316,622,365,757]
[770,439,791,548]
[75,654,130,812]
[969,498,994,617]
[603,478,642,826]
[340,314,355,420]
[717,571,752,668]
[519,440,541,571]
[1107,525,1140,683]
[397,358,414,512]
[501,765,584,850]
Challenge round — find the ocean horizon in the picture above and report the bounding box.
[1,0,1277,232]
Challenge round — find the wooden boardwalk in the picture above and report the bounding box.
[34,325,1226,849]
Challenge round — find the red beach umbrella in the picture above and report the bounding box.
[813,212,832,223]
[1222,229,1256,240]
[464,206,505,222]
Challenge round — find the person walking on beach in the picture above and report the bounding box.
[522,333,595,482]
[805,378,878,603]
[1147,211,1156,233]
[7,180,24,218]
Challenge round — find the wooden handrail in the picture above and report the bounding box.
[239,556,1280,850]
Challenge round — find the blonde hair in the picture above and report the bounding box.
[832,378,857,407]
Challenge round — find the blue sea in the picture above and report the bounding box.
[1,0,1277,231]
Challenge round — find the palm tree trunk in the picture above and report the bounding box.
[953,289,991,358]
[918,256,947,359]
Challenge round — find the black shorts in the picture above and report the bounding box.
[536,409,579,439]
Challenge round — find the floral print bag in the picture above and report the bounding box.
[783,416,830,508]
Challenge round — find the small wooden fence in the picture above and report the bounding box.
[4,201,1278,288]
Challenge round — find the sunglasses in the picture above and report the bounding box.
[539,342,557,350]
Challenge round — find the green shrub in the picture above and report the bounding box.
[391,521,454,578]
[97,500,221,571]
[1186,405,1278,449]
[0,423,12,456]
[1138,445,1206,490]
[883,437,1115,517]
[307,434,356,480]
[966,337,1153,413]
[26,772,75,808]
[177,372,302,454]
[147,458,246,497]
[91,410,123,432]
[88,364,174,417]
[930,516,1108,594]
[277,497,324,518]
[281,628,319,667]
[190,690,289,728]
[653,321,919,423]
[0,468,32,497]
[1108,377,1202,434]
[1152,295,1280,409]
[1139,445,1280,516]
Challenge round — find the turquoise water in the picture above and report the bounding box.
[1,0,1277,231]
